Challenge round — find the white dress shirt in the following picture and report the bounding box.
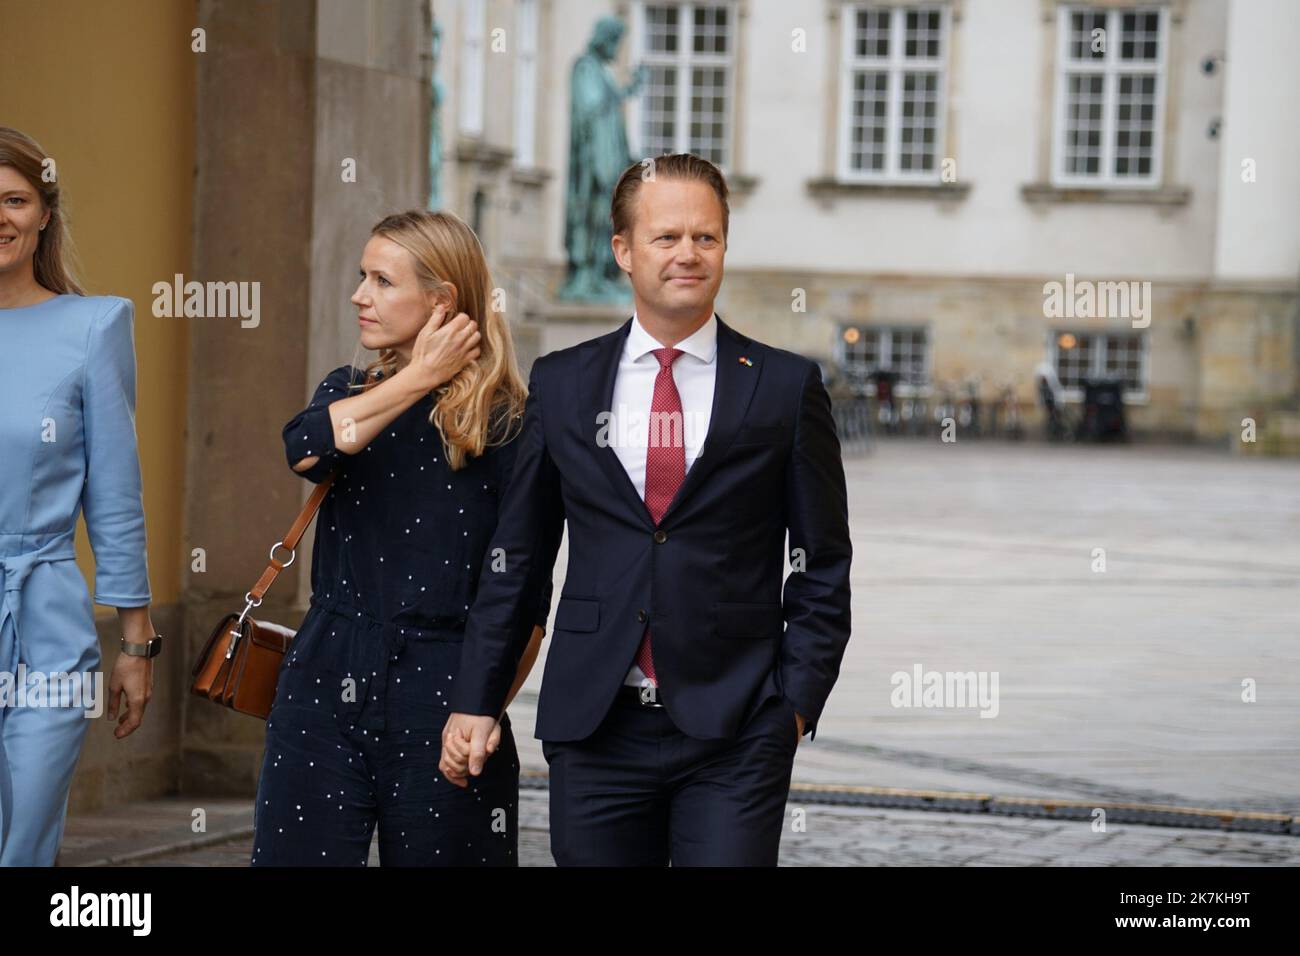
[610,311,718,686]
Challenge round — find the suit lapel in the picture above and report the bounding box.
[581,317,655,528]
[578,313,760,529]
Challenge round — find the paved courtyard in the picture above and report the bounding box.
[524,439,1300,814]
[802,440,1300,813]
[63,789,1300,867]
[62,440,1300,865]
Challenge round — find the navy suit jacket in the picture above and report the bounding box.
[449,314,852,742]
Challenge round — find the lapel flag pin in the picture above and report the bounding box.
[738,356,753,366]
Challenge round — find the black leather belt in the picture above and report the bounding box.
[617,684,666,708]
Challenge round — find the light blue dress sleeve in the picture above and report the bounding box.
[81,297,151,606]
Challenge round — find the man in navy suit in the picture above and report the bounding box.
[441,153,852,865]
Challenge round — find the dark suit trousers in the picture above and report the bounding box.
[541,691,799,866]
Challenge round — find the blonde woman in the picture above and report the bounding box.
[0,127,156,866]
[251,210,553,866]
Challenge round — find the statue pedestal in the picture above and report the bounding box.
[520,301,632,364]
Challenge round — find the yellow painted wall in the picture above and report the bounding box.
[1,0,197,607]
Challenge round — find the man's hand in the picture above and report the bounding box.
[794,711,806,745]
[439,713,501,788]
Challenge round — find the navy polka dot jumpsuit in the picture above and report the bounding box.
[250,365,552,866]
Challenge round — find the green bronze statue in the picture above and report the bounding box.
[560,16,647,302]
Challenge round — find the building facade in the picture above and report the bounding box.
[442,0,1300,442]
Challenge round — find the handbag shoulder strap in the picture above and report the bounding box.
[247,475,335,604]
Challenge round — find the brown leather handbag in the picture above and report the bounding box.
[190,476,334,719]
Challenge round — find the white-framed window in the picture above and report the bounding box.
[838,324,931,387]
[459,0,486,136]
[1053,5,1167,187]
[513,0,539,167]
[632,2,736,167]
[837,4,949,182]
[1050,330,1149,399]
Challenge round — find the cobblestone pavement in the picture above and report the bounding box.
[62,790,1300,867]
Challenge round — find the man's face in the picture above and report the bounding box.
[612,177,726,322]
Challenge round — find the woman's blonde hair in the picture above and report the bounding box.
[350,210,528,471]
[0,126,85,295]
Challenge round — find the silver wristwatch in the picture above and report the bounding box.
[121,634,163,658]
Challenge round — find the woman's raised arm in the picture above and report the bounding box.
[285,305,480,479]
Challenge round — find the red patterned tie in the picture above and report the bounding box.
[635,347,686,687]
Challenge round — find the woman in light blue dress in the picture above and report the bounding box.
[0,127,158,865]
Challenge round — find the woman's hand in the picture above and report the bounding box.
[107,652,152,739]
[402,303,482,395]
